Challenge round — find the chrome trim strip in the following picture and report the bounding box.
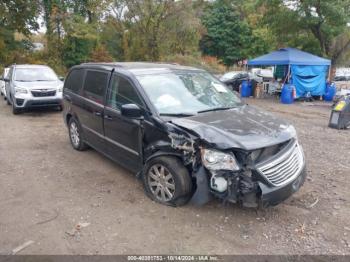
[81,95,104,108]
[82,124,139,156]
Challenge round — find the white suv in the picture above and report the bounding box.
[4,64,63,114]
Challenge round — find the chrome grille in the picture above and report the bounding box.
[256,142,304,187]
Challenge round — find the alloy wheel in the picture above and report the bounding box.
[70,122,80,147]
[148,164,176,202]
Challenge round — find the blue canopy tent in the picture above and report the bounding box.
[248,48,331,98]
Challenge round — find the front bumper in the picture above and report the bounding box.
[259,165,307,207]
[190,164,307,208]
[14,93,62,108]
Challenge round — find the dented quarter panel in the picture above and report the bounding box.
[171,105,294,150]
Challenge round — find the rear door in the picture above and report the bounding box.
[103,74,145,172]
[63,68,86,121]
[79,69,110,151]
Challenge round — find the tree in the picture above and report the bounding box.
[0,0,39,66]
[0,0,39,35]
[161,0,201,56]
[260,0,350,64]
[200,0,253,66]
[62,15,98,67]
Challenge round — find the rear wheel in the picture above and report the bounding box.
[143,156,193,206]
[68,118,88,151]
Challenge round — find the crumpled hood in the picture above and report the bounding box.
[14,80,63,90]
[170,105,296,151]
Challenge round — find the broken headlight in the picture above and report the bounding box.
[201,149,240,171]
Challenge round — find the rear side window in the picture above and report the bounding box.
[107,74,143,110]
[83,70,109,104]
[64,69,85,93]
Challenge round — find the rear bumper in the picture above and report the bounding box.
[259,165,307,207]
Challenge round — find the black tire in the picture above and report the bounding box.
[68,117,88,151]
[6,96,10,105]
[143,156,193,206]
[12,102,20,115]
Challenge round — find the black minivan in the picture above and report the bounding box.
[63,62,306,208]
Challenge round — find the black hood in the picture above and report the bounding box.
[170,105,296,151]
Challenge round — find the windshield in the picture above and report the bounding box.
[137,71,242,115]
[14,67,58,82]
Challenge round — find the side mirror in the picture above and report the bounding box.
[59,76,65,81]
[121,104,142,119]
[3,77,10,82]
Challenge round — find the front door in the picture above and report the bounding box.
[79,69,110,151]
[103,74,145,172]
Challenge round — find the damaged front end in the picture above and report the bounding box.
[167,123,306,208]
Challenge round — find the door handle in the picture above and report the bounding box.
[94,111,102,117]
[104,115,113,120]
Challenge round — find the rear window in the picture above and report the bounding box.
[83,70,109,104]
[64,69,85,93]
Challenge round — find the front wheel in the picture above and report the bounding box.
[143,156,193,206]
[68,118,88,151]
[12,102,21,115]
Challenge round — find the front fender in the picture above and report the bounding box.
[144,150,183,164]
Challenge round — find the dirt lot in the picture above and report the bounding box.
[0,97,349,255]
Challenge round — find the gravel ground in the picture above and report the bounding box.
[0,96,349,255]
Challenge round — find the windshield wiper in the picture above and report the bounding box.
[160,113,196,117]
[197,106,235,114]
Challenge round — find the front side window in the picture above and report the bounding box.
[136,71,242,115]
[83,70,109,104]
[107,75,143,110]
[14,67,58,82]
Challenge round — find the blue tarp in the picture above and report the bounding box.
[248,47,331,66]
[291,65,329,97]
[247,48,331,97]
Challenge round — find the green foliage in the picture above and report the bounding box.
[89,44,114,62]
[0,0,39,35]
[2,0,350,72]
[162,53,226,74]
[61,14,98,67]
[200,0,253,66]
[100,18,125,61]
[0,0,39,66]
[259,0,350,64]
